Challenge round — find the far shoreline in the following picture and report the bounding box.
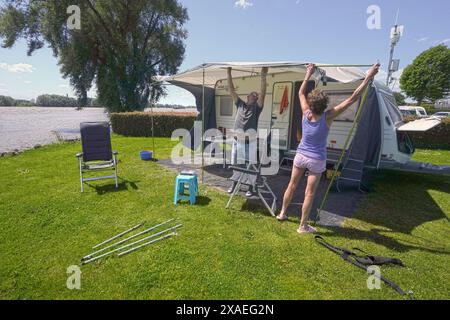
[0,105,196,111]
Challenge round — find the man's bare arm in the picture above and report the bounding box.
[257,67,269,108]
[227,67,239,104]
[328,63,380,120]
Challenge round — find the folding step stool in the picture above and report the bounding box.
[174,174,198,205]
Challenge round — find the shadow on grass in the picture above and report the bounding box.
[240,200,276,218]
[175,196,211,206]
[317,226,450,255]
[196,195,212,206]
[85,177,140,195]
[318,170,450,255]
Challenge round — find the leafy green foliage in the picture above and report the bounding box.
[0,95,33,106]
[0,0,188,112]
[36,94,78,108]
[393,92,406,106]
[110,111,197,137]
[406,117,450,150]
[0,95,15,106]
[400,45,450,103]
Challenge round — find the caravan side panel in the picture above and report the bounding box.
[215,73,367,155]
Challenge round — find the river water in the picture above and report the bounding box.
[0,107,197,153]
[0,107,108,153]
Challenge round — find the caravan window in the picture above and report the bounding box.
[219,96,233,116]
[401,109,416,116]
[325,92,360,121]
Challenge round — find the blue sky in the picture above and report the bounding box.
[0,0,448,105]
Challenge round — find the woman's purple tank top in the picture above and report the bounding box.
[297,110,330,161]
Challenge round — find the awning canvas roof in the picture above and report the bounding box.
[159,61,369,87]
[397,117,442,132]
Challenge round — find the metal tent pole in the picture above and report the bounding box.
[81,218,175,261]
[117,232,177,257]
[315,64,373,68]
[151,101,155,159]
[92,223,144,249]
[201,67,205,184]
[148,83,156,159]
[314,82,372,226]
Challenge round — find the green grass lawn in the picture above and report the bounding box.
[0,138,448,300]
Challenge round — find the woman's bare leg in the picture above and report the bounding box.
[299,172,321,227]
[277,166,306,219]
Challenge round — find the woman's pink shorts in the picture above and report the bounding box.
[293,153,326,174]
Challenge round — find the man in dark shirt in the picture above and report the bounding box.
[227,66,268,196]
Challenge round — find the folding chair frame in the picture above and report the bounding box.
[226,163,277,217]
[76,151,119,192]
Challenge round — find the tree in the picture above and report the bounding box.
[36,94,78,107]
[0,0,188,112]
[400,45,450,104]
[393,92,406,106]
[0,95,15,106]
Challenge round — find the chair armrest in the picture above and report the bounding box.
[76,153,83,158]
[228,165,259,175]
[113,151,119,155]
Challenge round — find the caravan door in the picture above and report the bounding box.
[270,82,293,150]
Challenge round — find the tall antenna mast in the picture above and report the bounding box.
[387,9,404,86]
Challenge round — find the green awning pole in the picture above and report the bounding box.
[314,81,372,226]
[151,103,155,159]
[149,83,156,160]
[201,67,205,185]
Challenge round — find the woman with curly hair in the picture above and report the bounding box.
[276,63,380,234]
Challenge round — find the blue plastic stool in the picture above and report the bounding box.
[174,174,198,205]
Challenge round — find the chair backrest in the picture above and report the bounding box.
[80,122,113,162]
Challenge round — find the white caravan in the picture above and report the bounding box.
[163,62,447,175]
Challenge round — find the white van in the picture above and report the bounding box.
[398,106,428,118]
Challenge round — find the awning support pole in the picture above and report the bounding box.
[151,102,155,159]
[149,82,156,159]
[314,81,372,225]
[201,67,205,184]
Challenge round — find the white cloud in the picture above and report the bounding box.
[416,37,429,42]
[58,84,70,88]
[375,68,404,92]
[235,0,253,9]
[159,86,195,106]
[431,38,449,45]
[24,80,32,84]
[0,63,35,73]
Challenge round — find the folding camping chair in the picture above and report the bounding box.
[226,163,277,216]
[225,134,277,217]
[76,122,119,192]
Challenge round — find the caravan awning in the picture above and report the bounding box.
[397,117,442,132]
[159,61,369,87]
